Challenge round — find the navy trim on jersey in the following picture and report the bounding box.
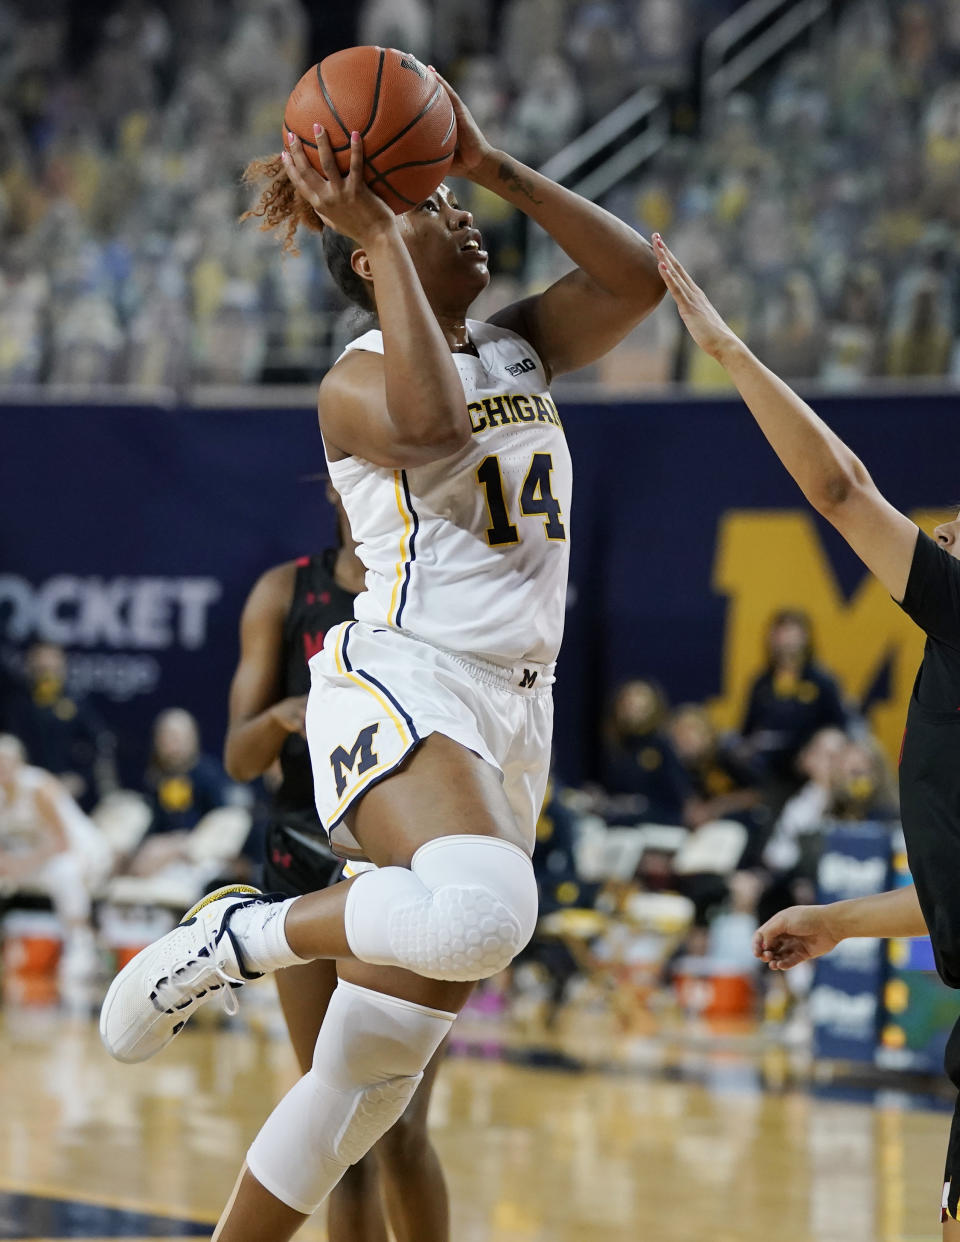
[340,620,359,672]
[395,470,420,629]
[340,620,420,742]
[356,666,421,743]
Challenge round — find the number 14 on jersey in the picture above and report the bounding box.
[476,452,566,546]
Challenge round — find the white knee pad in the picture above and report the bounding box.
[344,834,538,982]
[246,979,453,1214]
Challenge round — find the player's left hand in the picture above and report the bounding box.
[753,904,840,970]
[653,234,742,363]
[431,69,492,179]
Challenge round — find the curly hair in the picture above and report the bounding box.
[241,153,375,312]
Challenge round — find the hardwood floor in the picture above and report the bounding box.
[0,991,953,1241]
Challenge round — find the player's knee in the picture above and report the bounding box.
[345,834,538,982]
[246,981,454,1213]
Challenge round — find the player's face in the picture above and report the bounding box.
[396,183,489,307]
[933,510,960,560]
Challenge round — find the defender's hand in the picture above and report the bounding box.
[283,127,396,245]
[754,904,841,971]
[653,233,741,362]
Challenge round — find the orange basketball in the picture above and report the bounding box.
[282,47,457,215]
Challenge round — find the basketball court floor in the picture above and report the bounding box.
[1,981,955,1242]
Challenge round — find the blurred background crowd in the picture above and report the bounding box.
[3,0,960,391]
[0,605,897,1033]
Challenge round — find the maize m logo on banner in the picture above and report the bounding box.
[710,509,940,765]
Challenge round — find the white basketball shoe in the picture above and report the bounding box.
[99,884,278,1063]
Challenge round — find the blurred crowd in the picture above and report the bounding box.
[4,0,959,392]
[605,0,960,389]
[0,645,257,983]
[0,0,710,390]
[0,607,899,1030]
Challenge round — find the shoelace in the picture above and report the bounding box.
[152,932,245,1018]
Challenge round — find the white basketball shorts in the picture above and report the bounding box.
[305,620,554,858]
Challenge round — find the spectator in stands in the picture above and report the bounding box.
[886,266,953,377]
[631,0,694,88]
[755,728,895,927]
[667,702,764,837]
[827,735,898,823]
[755,269,824,381]
[566,2,637,124]
[761,725,848,895]
[128,708,240,880]
[358,0,431,58]
[498,0,566,90]
[739,610,848,807]
[0,733,112,979]
[141,707,229,838]
[820,263,884,387]
[509,54,583,168]
[0,642,113,809]
[597,679,690,826]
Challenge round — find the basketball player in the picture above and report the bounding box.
[99,76,664,1241]
[225,483,450,1242]
[653,232,960,1239]
[0,733,111,979]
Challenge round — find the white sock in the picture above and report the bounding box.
[228,898,309,974]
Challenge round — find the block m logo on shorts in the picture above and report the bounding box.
[330,723,380,797]
[519,668,538,689]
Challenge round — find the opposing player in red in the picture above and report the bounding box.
[224,485,449,1242]
[654,231,960,1240]
[100,75,664,1240]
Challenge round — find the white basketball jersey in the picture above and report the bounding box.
[325,319,571,665]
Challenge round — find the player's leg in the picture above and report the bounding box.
[365,980,450,1242]
[280,956,452,1242]
[210,736,532,1241]
[275,959,389,1242]
[942,1023,960,1238]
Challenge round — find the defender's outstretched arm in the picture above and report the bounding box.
[654,235,919,603]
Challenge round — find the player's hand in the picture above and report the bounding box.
[282,127,396,245]
[269,694,308,735]
[432,70,491,179]
[753,904,841,970]
[652,234,742,362]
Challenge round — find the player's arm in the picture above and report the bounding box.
[5,779,72,876]
[654,235,919,603]
[755,883,927,971]
[435,77,664,378]
[224,564,306,784]
[283,130,469,468]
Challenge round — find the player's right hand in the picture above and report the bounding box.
[652,233,742,362]
[270,694,309,735]
[753,904,841,970]
[283,127,395,245]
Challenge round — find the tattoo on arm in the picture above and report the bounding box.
[498,160,543,206]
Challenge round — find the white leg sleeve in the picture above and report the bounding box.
[343,834,538,982]
[246,979,454,1215]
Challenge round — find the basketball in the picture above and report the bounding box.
[282,47,457,215]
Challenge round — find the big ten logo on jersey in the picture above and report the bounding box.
[466,391,563,436]
[709,510,934,767]
[330,723,380,797]
[506,357,536,377]
[0,574,222,702]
